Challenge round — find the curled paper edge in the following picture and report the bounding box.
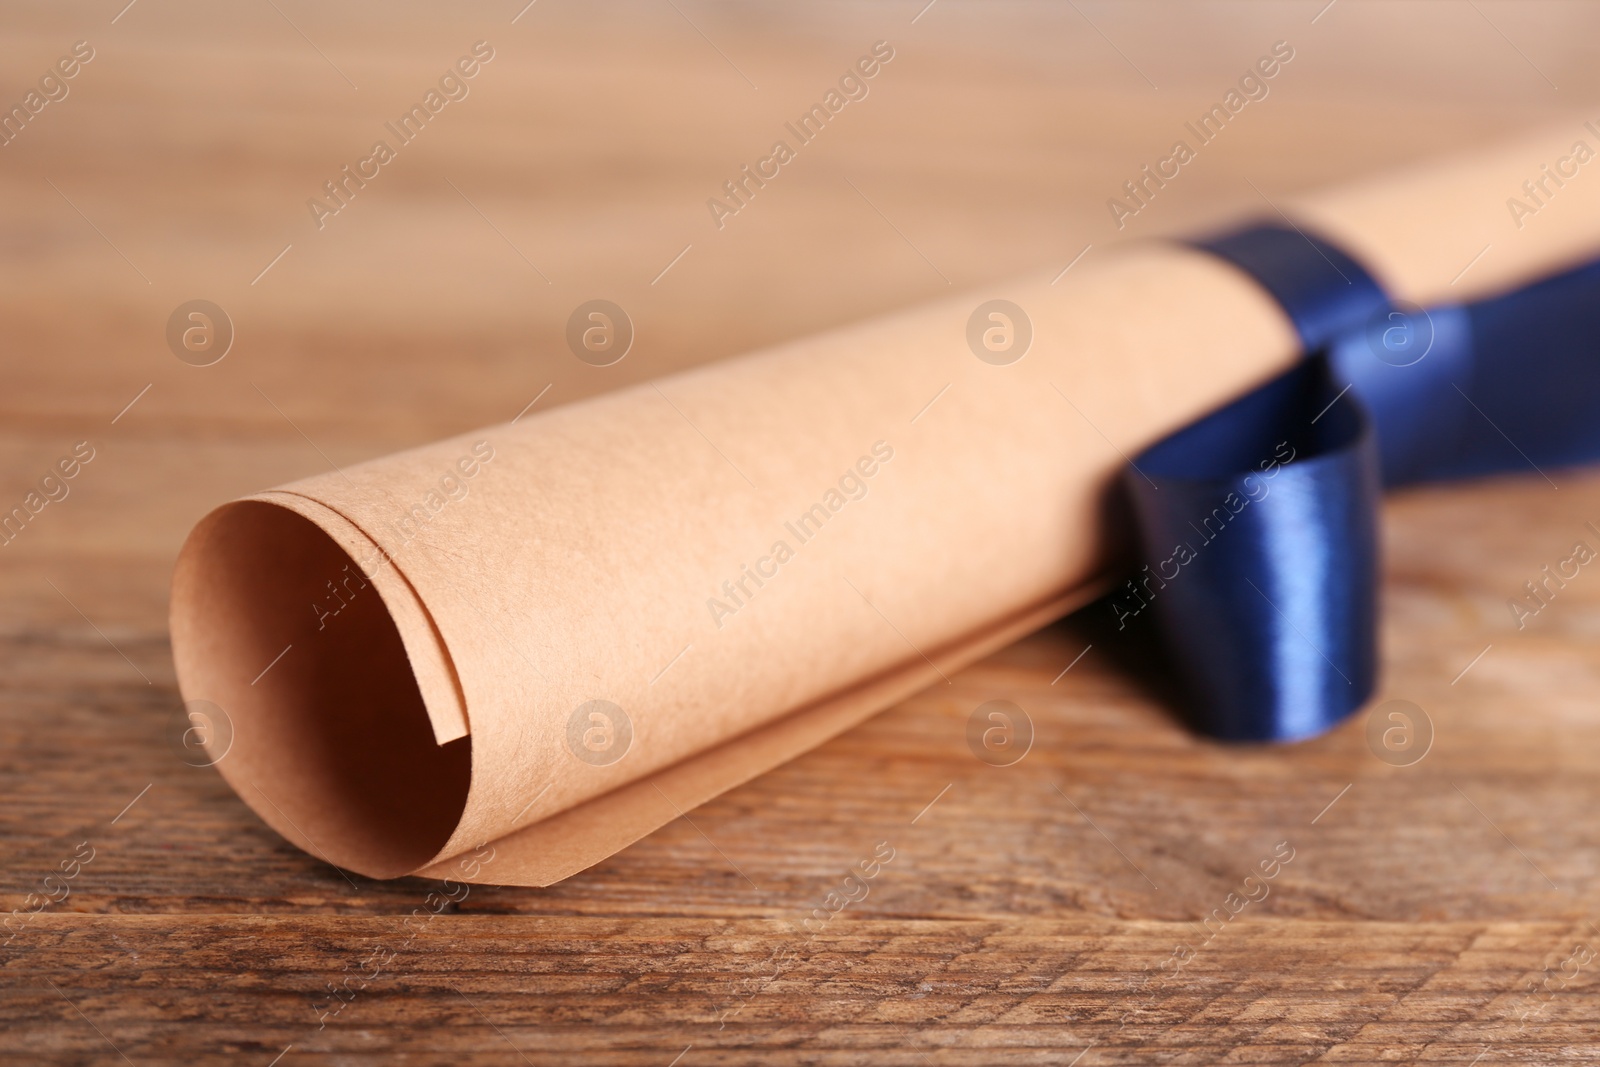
[417,578,1106,886]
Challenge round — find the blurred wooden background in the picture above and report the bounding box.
[5,0,1600,1062]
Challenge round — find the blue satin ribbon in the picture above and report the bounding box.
[1117,223,1600,741]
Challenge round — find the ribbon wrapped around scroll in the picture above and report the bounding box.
[1123,223,1600,741]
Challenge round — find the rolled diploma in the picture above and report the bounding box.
[171,121,1600,883]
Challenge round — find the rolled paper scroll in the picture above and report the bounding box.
[171,119,1600,884]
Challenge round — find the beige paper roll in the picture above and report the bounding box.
[171,119,1600,884]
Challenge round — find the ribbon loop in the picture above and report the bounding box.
[1124,356,1381,741]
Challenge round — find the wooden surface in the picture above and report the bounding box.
[5,1,1600,1062]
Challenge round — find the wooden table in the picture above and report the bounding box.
[4,2,1599,1062]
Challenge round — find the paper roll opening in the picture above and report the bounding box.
[171,499,471,879]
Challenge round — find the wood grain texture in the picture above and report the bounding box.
[4,1,1600,1062]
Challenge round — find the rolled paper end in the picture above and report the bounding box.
[1124,357,1381,741]
[170,498,472,879]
